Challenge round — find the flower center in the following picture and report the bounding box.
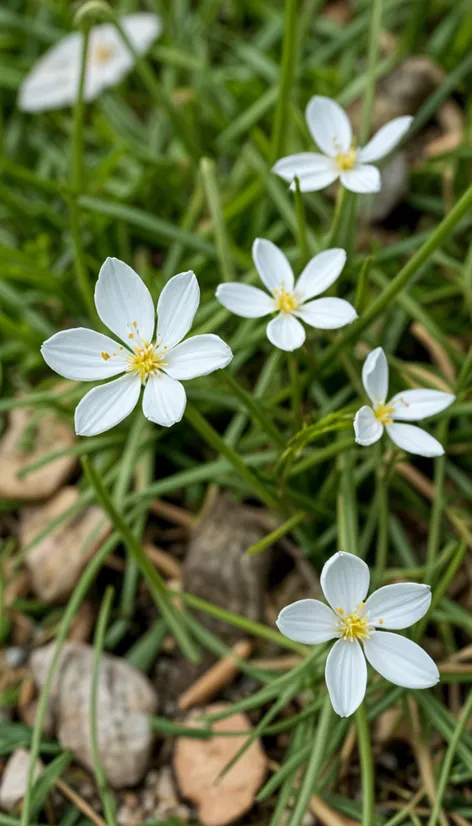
[337,606,371,642]
[93,43,114,65]
[127,342,166,383]
[374,403,394,425]
[274,287,298,314]
[336,147,357,171]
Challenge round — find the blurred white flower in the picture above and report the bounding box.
[354,347,455,457]
[215,240,357,352]
[41,258,233,436]
[18,13,161,112]
[272,96,413,194]
[277,551,438,717]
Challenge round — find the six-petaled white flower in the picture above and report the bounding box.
[277,551,439,717]
[41,258,233,436]
[18,13,161,113]
[272,96,413,194]
[215,239,357,352]
[354,347,455,457]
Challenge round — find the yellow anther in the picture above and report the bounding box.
[374,403,394,425]
[336,147,357,171]
[274,287,297,314]
[93,43,114,64]
[378,618,384,625]
[336,607,344,615]
[339,611,370,642]
[127,342,166,383]
[101,352,110,361]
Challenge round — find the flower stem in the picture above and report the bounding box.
[271,0,298,162]
[374,440,389,588]
[287,695,332,826]
[69,25,96,322]
[90,586,117,826]
[359,0,383,145]
[288,352,302,433]
[200,157,235,282]
[326,184,347,249]
[355,701,375,826]
[81,456,199,662]
[294,177,309,269]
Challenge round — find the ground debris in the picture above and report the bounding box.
[174,703,267,826]
[30,642,158,788]
[0,748,43,813]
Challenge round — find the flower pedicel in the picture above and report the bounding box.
[41,258,233,436]
[277,551,439,717]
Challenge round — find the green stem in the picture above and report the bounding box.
[425,419,448,585]
[200,157,234,282]
[272,0,298,161]
[288,352,302,433]
[355,256,372,313]
[221,370,285,448]
[110,14,200,163]
[355,702,375,826]
[359,0,383,145]
[374,441,389,588]
[294,177,309,268]
[326,185,347,249]
[82,457,199,662]
[246,511,307,556]
[20,541,115,826]
[427,690,472,826]
[185,402,279,508]
[69,25,96,321]
[90,587,117,826]
[287,696,332,826]
[317,181,472,370]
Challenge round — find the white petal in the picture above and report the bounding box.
[252,238,294,294]
[364,583,432,629]
[276,599,338,645]
[18,33,82,112]
[359,117,413,163]
[295,249,347,303]
[305,96,352,157]
[142,372,186,427]
[296,297,357,329]
[362,347,389,405]
[85,25,133,101]
[164,334,233,380]
[95,258,155,347]
[363,632,439,689]
[341,165,381,194]
[320,552,370,615]
[121,13,162,54]
[156,271,200,350]
[387,423,444,457]
[354,406,383,447]
[41,329,128,382]
[74,373,140,437]
[266,313,305,351]
[215,283,275,318]
[390,389,455,422]
[325,639,367,717]
[272,153,339,192]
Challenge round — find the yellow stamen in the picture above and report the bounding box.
[378,618,384,625]
[339,610,370,642]
[127,342,166,383]
[93,43,114,65]
[374,403,394,425]
[274,287,297,314]
[336,147,357,171]
[101,352,110,361]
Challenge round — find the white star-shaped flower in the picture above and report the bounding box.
[277,551,439,717]
[354,347,455,457]
[41,258,233,436]
[272,95,413,194]
[215,240,357,352]
[18,13,161,113]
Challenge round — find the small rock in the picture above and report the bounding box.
[22,487,110,602]
[0,749,43,813]
[0,407,76,501]
[30,642,158,788]
[174,703,267,826]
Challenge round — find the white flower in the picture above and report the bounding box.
[354,347,455,457]
[41,258,233,436]
[277,551,439,717]
[272,96,413,194]
[18,13,161,113]
[215,240,357,352]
